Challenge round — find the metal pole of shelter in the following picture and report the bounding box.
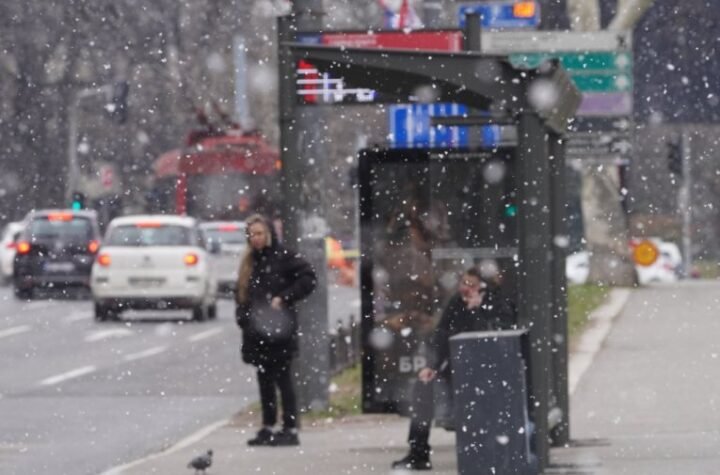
[548,132,570,446]
[463,13,481,51]
[516,111,552,469]
[277,15,300,245]
[277,10,330,412]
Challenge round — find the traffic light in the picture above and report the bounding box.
[71,191,85,210]
[667,138,682,176]
[109,81,129,124]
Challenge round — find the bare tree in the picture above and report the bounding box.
[569,0,656,286]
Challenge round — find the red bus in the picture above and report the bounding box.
[151,130,281,220]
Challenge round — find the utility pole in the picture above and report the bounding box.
[679,128,692,277]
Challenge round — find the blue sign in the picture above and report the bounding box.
[482,124,502,148]
[458,2,540,29]
[390,104,469,149]
[296,33,322,45]
[389,105,504,149]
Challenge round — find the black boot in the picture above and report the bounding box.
[391,446,432,470]
[271,428,300,446]
[247,428,275,446]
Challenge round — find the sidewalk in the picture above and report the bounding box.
[111,413,458,475]
[550,280,720,474]
[108,287,636,475]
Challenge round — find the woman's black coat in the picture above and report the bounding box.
[235,242,317,366]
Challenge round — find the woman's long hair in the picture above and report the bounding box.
[236,214,273,304]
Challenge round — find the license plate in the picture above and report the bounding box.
[128,277,166,287]
[45,262,75,272]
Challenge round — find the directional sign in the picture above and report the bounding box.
[508,51,632,70]
[510,51,633,94]
[480,30,632,54]
[458,2,540,30]
[482,30,633,117]
[566,130,632,161]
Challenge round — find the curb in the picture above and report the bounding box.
[100,418,229,475]
[568,287,631,396]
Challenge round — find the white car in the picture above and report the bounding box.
[199,221,247,296]
[566,239,682,286]
[565,250,590,285]
[91,215,217,321]
[0,221,24,284]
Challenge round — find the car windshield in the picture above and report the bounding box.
[203,226,246,245]
[28,217,92,243]
[105,224,191,246]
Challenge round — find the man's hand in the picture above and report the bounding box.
[464,289,485,309]
[270,296,283,310]
[418,367,437,383]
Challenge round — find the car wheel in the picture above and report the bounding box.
[14,286,32,300]
[193,304,209,322]
[94,303,118,322]
[208,303,217,320]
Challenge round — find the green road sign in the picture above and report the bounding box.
[571,73,632,92]
[509,51,632,71]
[509,51,632,93]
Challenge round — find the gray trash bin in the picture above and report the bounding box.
[450,329,536,475]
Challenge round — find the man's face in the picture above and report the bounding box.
[459,273,485,300]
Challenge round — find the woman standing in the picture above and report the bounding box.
[235,214,316,446]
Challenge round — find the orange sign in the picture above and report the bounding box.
[632,240,659,267]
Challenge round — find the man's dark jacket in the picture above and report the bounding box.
[235,241,316,366]
[429,289,515,376]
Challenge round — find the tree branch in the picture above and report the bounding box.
[608,0,656,31]
[566,0,601,31]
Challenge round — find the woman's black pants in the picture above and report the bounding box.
[257,359,298,430]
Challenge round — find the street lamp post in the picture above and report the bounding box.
[66,85,112,204]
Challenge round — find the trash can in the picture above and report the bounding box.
[450,329,536,475]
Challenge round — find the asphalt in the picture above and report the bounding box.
[106,280,720,475]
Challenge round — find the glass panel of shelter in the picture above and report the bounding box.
[367,151,518,413]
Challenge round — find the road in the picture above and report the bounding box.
[0,287,251,475]
[0,284,359,475]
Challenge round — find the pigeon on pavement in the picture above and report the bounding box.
[187,449,213,474]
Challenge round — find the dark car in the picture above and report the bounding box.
[13,209,102,299]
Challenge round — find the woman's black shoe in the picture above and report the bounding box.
[271,429,300,446]
[391,452,433,470]
[247,428,275,446]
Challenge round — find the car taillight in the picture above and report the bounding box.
[97,253,111,267]
[6,242,16,249]
[16,241,31,254]
[48,212,73,222]
[88,240,100,254]
[184,253,199,266]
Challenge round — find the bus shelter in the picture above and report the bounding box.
[284,16,581,468]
